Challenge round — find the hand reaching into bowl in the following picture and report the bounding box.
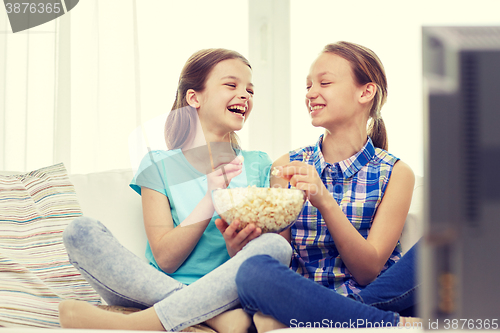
[273,162,330,210]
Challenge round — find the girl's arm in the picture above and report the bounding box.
[272,153,293,243]
[280,160,414,286]
[141,187,212,274]
[143,158,244,274]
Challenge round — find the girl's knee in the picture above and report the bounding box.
[237,254,287,302]
[254,233,292,265]
[238,256,265,278]
[63,216,102,251]
[236,255,272,290]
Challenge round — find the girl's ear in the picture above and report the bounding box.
[359,82,377,105]
[186,89,201,108]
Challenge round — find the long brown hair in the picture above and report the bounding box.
[322,41,389,150]
[165,49,251,150]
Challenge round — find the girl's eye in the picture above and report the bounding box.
[321,82,331,86]
[225,83,236,88]
[306,86,311,91]
[247,89,254,95]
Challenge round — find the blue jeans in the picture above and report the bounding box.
[236,241,420,328]
[63,216,292,331]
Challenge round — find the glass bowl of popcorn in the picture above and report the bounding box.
[212,186,306,233]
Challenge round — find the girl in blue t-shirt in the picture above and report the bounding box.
[58,49,292,332]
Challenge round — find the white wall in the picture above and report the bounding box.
[289,0,500,177]
[2,0,500,175]
[246,0,291,162]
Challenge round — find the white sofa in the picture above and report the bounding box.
[0,167,424,332]
[68,169,148,261]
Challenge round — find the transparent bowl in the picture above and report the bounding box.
[212,187,306,233]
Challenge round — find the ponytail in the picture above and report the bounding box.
[368,117,388,151]
[164,105,198,150]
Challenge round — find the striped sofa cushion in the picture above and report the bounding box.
[0,163,101,328]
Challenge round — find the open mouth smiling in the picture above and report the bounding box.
[227,104,246,116]
[309,104,325,113]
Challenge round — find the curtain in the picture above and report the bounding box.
[1,9,58,172]
[1,0,249,174]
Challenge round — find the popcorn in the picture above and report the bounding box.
[212,186,305,233]
[271,167,280,176]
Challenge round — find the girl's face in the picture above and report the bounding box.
[196,59,254,137]
[305,52,365,129]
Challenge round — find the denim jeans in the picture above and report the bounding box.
[236,241,420,328]
[63,216,292,331]
[348,241,419,316]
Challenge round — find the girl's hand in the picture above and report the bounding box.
[277,161,332,209]
[206,154,243,195]
[215,218,261,257]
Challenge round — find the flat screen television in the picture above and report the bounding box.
[421,26,500,328]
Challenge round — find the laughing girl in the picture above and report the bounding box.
[58,49,292,332]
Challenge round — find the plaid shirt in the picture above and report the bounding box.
[290,135,402,296]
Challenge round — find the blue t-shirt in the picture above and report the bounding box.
[130,149,272,285]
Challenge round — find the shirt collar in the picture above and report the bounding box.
[314,135,376,179]
[310,135,329,176]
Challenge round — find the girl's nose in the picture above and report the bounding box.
[239,90,250,100]
[306,86,318,100]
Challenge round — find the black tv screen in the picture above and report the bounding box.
[422,26,500,327]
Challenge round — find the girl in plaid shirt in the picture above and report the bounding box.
[275,41,415,293]
[236,41,419,330]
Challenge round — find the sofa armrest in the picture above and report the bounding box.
[400,175,424,253]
